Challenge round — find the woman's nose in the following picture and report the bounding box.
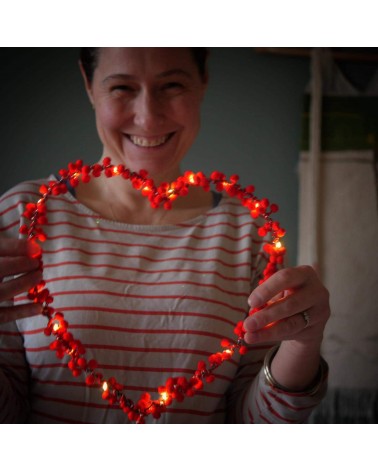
[133,90,165,130]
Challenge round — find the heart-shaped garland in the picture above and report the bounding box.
[19,157,286,423]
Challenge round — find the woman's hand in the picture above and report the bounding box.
[243,265,330,391]
[244,265,330,346]
[0,238,43,325]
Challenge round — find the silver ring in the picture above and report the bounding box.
[302,311,310,328]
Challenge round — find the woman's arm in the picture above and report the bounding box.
[243,265,330,391]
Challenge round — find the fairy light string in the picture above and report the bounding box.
[19,157,286,424]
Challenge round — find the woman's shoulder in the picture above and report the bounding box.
[211,194,262,223]
[0,177,51,206]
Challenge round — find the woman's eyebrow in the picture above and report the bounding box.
[156,69,193,79]
[102,69,192,84]
[102,74,136,84]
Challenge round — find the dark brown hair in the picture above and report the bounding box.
[80,47,208,83]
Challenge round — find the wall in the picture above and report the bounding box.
[0,48,311,265]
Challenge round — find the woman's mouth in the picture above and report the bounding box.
[127,133,174,148]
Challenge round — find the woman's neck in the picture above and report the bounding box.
[74,167,214,225]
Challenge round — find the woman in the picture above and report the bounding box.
[0,48,330,423]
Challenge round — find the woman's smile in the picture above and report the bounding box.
[126,132,175,148]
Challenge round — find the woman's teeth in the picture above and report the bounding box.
[129,134,170,147]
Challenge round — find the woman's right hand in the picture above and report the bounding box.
[0,238,43,324]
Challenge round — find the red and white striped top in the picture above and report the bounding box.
[0,177,326,423]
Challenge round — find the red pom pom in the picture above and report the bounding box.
[85,374,95,386]
[270,203,279,213]
[239,346,248,355]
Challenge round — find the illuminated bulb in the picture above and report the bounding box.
[52,323,60,332]
[187,173,195,184]
[275,241,282,249]
[102,381,108,392]
[112,166,120,175]
[160,391,169,403]
[224,349,233,355]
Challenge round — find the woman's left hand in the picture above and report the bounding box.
[243,265,330,347]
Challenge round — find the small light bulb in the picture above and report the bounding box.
[102,381,108,392]
[160,391,169,403]
[52,323,60,332]
[188,173,195,184]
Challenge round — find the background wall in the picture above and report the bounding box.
[0,48,311,265]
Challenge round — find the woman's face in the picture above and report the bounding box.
[83,48,207,180]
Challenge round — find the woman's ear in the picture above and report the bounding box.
[78,60,95,108]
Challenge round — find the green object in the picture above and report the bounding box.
[301,95,378,151]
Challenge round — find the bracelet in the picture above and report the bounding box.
[263,345,328,396]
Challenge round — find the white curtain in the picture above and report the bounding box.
[298,49,378,422]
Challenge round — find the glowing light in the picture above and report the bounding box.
[167,188,177,200]
[24,156,285,423]
[160,391,169,403]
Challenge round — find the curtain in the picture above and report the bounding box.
[298,49,378,423]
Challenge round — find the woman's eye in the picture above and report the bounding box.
[163,82,184,92]
[111,85,135,93]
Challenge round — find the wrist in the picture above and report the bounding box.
[264,345,328,395]
[269,339,324,391]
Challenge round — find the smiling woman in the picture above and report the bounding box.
[0,47,330,424]
[76,48,212,225]
[81,48,208,181]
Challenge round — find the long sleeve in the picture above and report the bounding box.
[227,350,328,423]
[0,183,36,423]
[0,319,31,422]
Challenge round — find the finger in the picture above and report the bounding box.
[0,303,43,325]
[244,284,314,332]
[248,266,314,309]
[0,238,41,258]
[0,256,40,279]
[244,312,309,345]
[0,270,43,301]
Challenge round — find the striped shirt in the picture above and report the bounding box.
[0,177,326,423]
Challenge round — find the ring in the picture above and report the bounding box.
[302,311,310,328]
